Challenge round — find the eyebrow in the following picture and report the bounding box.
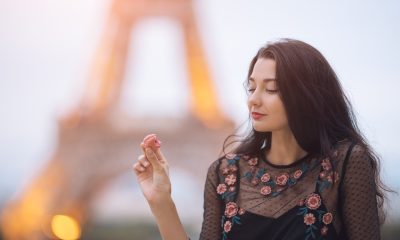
[248,77,276,82]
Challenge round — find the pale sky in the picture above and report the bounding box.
[0,0,399,218]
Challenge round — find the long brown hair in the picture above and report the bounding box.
[223,38,393,224]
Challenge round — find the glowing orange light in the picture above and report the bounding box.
[51,215,81,240]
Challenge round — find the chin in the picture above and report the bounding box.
[252,124,272,132]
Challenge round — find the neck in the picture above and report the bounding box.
[266,127,308,166]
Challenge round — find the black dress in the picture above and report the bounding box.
[199,140,381,240]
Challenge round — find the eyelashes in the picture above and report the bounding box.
[246,88,279,94]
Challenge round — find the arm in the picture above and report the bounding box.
[133,146,189,240]
[339,144,381,239]
[199,159,223,240]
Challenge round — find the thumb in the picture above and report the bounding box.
[154,148,167,164]
[145,148,162,171]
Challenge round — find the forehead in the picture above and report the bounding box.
[249,58,276,83]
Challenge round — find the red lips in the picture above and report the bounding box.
[251,112,266,120]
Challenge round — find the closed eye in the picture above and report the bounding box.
[266,89,279,93]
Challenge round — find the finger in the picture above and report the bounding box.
[140,142,146,155]
[132,162,146,174]
[143,134,156,143]
[138,154,150,167]
[154,148,167,163]
[145,148,162,171]
[141,141,164,162]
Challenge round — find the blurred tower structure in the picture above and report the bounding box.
[1,0,235,239]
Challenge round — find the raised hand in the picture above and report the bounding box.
[132,134,190,240]
[133,134,171,204]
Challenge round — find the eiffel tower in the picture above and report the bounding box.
[1,0,235,239]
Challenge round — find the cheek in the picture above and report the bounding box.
[268,97,288,122]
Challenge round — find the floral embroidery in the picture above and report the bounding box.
[216,184,227,194]
[322,212,333,225]
[218,152,340,240]
[248,157,258,166]
[276,173,290,186]
[224,202,238,218]
[223,220,232,232]
[317,154,340,193]
[221,201,243,239]
[321,158,331,171]
[294,170,303,179]
[229,165,238,172]
[238,208,246,215]
[261,173,271,182]
[219,154,244,240]
[260,186,272,195]
[305,193,321,210]
[243,158,314,198]
[298,192,333,240]
[321,226,328,236]
[251,178,260,186]
[304,213,316,225]
[225,174,237,185]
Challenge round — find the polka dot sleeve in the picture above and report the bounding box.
[339,144,381,239]
[199,159,223,240]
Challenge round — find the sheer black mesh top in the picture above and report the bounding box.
[199,139,380,240]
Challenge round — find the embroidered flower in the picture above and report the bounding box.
[276,173,289,186]
[222,168,230,175]
[319,171,326,178]
[223,220,232,232]
[293,170,303,179]
[333,171,339,183]
[226,153,236,160]
[327,173,333,183]
[305,193,321,210]
[242,155,250,160]
[248,157,258,166]
[224,202,238,218]
[322,212,333,225]
[260,186,272,195]
[304,213,316,225]
[321,159,332,171]
[228,165,238,173]
[225,174,237,185]
[229,186,236,192]
[216,184,227,194]
[238,208,246,215]
[261,173,271,182]
[321,226,329,236]
[251,178,259,186]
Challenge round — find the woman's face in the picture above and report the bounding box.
[247,58,289,132]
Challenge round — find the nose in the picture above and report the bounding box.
[248,90,261,107]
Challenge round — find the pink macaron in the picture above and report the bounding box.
[142,133,162,149]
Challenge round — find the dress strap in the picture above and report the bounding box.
[338,141,357,193]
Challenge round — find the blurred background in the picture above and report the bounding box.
[0,0,399,239]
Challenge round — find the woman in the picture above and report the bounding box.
[132,39,390,240]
